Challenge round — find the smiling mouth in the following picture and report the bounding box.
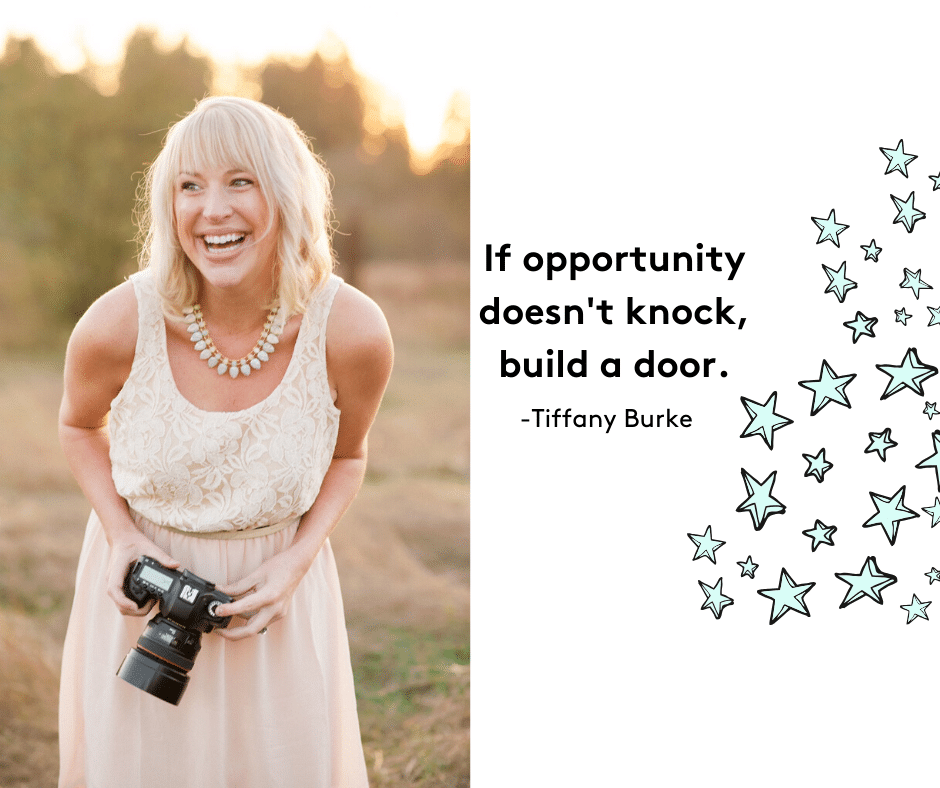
[202,233,247,251]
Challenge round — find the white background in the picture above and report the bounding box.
[473,3,940,785]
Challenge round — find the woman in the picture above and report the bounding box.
[57,96,393,787]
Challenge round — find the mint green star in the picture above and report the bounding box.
[737,556,758,578]
[915,430,940,490]
[880,139,917,177]
[802,519,837,551]
[876,347,938,399]
[925,402,938,420]
[931,173,940,190]
[863,485,918,545]
[812,208,849,247]
[739,391,793,450]
[926,567,940,584]
[899,268,932,299]
[757,568,815,625]
[891,192,926,233]
[865,428,897,462]
[688,525,725,564]
[928,307,940,327]
[861,239,882,261]
[835,556,898,607]
[736,468,786,531]
[896,308,911,325]
[699,577,734,619]
[901,595,930,624]
[843,311,877,342]
[799,360,856,415]
[921,497,940,526]
[822,261,857,302]
[802,448,832,483]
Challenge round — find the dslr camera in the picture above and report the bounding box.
[117,555,232,706]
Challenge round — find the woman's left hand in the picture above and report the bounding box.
[214,549,310,640]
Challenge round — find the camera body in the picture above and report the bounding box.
[117,555,232,705]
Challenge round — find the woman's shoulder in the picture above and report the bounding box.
[70,279,139,359]
[327,280,393,362]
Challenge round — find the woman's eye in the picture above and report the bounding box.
[232,178,253,187]
[180,181,200,192]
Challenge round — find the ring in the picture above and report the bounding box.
[259,627,268,634]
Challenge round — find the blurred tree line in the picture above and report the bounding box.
[0,31,469,348]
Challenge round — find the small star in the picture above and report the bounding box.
[865,428,897,462]
[799,360,856,415]
[802,448,833,483]
[876,347,938,399]
[896,308,912,325]
[736,468,786,531]
[931,173,940,191]
[925,402,938,420]
[899,268,932,299]
[925,567,940,584]
[863,485,918,545]
[928,307,940,327]
[880,139,917,177]
[822,261,857,302]
[811,208,849,247]
[688,525,725,564]
[891,192,926,233]
[923,498,940,527]
[739,391,793,450]
[757,568,815,625]
[842,311,877,342]
[835,556,898,608]
[901,595,931,624]
[861,239,882,261]
[802,519,837,551]
[737,556,759,579]
[699,577,734,619]
[915,430,940,490]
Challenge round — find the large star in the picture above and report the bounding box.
[737,556,759,579]
[802,519,837,551]
[899,268,932,299]
[822,261,857,302]
[802,448,832,483]
[901,595,930,624]
[835,556,898,608]
[865,428,897,462]
[891,192,926,233]
[699,577,734,619]
[880,139,917,177]
[861,239,882,261]
[799,360,856,415]
[739,391,793,450]
[915,430,940,490]
[842,311,877,343]
[688,525,725,564]
[875,347,937,399]
[736,468,786,531]
[812,208,849,247]
[863,485,918,545]
[757,568,815,625]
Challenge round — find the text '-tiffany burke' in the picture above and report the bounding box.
[522,407,692,434]
[481,242,748,380]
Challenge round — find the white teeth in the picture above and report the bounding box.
[204,233,245,245]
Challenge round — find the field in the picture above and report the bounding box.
[0,260,469,787]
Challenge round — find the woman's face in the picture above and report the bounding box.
[173,162,279,299]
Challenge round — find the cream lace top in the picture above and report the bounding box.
[109,269,342,533]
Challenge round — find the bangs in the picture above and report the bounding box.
[170,103,266,180]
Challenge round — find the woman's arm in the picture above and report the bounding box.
[218,283,394,638]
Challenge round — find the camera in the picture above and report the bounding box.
[117,555,232,706]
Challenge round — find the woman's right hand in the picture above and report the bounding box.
[106,533,181,617]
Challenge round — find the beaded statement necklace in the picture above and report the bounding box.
[183,304,284,379]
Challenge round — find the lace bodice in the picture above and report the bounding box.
[109,269,341,533]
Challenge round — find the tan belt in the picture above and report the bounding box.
[153,519,297,540]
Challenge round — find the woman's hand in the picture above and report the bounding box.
[106,533,181,617]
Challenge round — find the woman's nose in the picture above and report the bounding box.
[203,184,233,219]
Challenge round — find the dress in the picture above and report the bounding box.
[58,269,369,788]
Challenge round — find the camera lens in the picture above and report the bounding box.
[118,648,189,706]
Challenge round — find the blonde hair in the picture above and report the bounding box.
[137,96,334,316]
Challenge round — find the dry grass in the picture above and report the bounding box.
[0,259,469,788]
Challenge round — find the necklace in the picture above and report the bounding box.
[183,304,283,379]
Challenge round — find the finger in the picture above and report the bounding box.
[218,575,259,600]
[219,614,274,640]
[214,593,265,619]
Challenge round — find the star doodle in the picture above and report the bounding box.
[925,402,938,420]
[880,139,917,177]
[931,173,940,191]
[835,556,898,608]
[822,262,857,302]
[901,595,930,624]
[737,556,759,579]
[891,192,925,233]
[863,485,918,545]
[698,577,734,619]
[688,525,725,564]
[896,308,911,325]
[843,311,877,342]
[899,268,932,299]
[802,519,837,551]
[799,360,856,415]
[736,468,786,531]
[923,497,940,526]
[739,391,793,450]
[915,430,940,490]
[928,307,940,327]
[811,209,849,247]
[865,428,897,462]
[926,567,940,584]
[802,448,832,483]
[757,568,815,625]
[861,239,882,261]
[875,347,938,399]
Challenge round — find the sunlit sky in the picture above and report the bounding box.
[2,1,470,158]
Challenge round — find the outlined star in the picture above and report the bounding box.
[757,568,815,625]
[861,239,882,261]
[928,307,940,327]
[812,208,849,247]
[737,556,759,579]
[865,428,897,462]
[688,525,725,564]
[896,308,912,325]
[802,519,837,551]
[931,173,940,191]
[835,556,898,608]
[926,567,940,584]
[799,360,856,415]
[922,497,940,526]
[899,268,932,299]
[822,261,857,302]
[863,485,918,545]
[880,139,917,177]
[901,595,930,624]
[699,577,734,619]
[740,392,793,450]
[843,311,877,342]
[891,192,926,233]
[915,430,940,490]
[802,448,833,483]
[736,468,786,531]
[876,347,938,399]
[925,402,938,420]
